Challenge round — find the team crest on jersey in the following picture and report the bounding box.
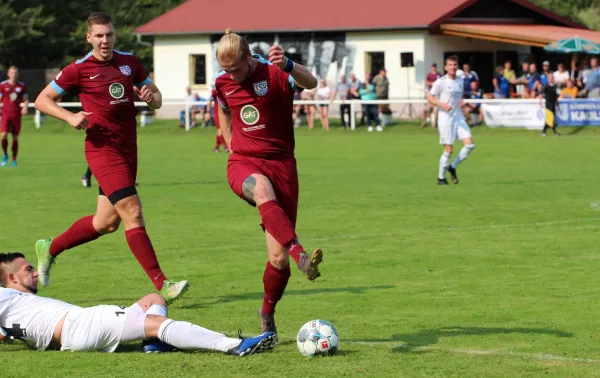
[253,80,268,96]
[119,65,132,76]
[15,87,21,93]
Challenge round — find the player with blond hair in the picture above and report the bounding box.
[214,29,322,334]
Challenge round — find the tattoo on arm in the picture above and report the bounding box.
[242,176,257,205]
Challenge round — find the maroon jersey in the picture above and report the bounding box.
[215,56,297,159]
[50,50,151,150]
[210,88,220,128]
[0,80,28,116]
[426,72,441,90]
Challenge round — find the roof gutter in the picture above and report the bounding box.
[133,25,428,37]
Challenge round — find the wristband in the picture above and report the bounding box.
[283,58,295,73]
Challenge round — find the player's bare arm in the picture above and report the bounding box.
[134,83,162,109]
[218,104,232,148]
[21,97,29,117]
[35,86,92,130]
[268,46,317,89]
[427,93,451,112]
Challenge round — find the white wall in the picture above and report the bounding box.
[424,34,531,70]
[153,35,213,102]
[345,31,427,99]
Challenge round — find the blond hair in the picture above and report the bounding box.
[216,28,249,62]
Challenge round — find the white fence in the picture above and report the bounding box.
[27,98,551,132]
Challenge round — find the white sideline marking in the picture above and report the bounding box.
[277,335,600,364]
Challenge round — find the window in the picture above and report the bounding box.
[365,52,385,77]
[400,52,414,67]
[190,54,206,85]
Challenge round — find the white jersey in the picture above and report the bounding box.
[429,75,466,126]
[0,288,79,350]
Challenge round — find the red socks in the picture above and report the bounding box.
[1,139,7,156]
[215,135,226,148]
[11,140,18,160]
[50,215,100,257]
[125,227,167,290]
[258,200,304,263]
[262,261,291,315]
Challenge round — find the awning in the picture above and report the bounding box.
[440,24,600,47]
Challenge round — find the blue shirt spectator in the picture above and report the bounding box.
[462,63,479,96]
[493,66,510,99]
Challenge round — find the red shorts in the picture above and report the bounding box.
[85,143,138,204]
[1,115,21,135]
[227,153,299,226]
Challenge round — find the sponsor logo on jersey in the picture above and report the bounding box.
[109,83,125,99]
[119,65,132,76]
[253,80,268,96]
[9,93,17,101]
[240,105,260,125]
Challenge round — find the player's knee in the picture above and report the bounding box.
[444,145,453,154]
[95,215,121,234]
[269,253,290,270]
[146,293,166,307]
[252,175,275,204]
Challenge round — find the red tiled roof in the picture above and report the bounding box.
[134,0,584,35]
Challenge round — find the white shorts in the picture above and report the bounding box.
[438,119,472,145]
[60,303,147,352]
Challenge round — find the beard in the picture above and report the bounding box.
[24,284,37,294]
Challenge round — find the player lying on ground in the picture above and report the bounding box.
[215,30,322,334]
[0,66,28,167]
[33,12,188,302]
[426,55,476,185]
[0,253,276,355]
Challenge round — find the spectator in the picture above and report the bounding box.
[553,63,570,89]
[332,74,351,129]
[540,73,560,136]
[516,62,531,97]
[540,61,551,85]
[463,81,484,126]
[179,86,199,128]
[293,86,304,128]
[372,68,390,127]
[503,60,516,82]
[462,63,479,96]
[348,73,363,126]
[530,79,543,99]
[316,79,332,131]
[577,59,590,91]
[421,63,441,128]
[560,80,578,99]
[493,65,510,99]
[528,63,542,96]
[359,73,381,132]
[302,87,316,130]
[585,57,600,98]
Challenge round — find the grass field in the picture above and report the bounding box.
[2,117,600,377]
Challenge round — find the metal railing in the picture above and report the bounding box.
[23,98,548,131]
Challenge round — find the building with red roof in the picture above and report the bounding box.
[135,0,600,115]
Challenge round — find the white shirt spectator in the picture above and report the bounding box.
[316,86,331,101]
[553,70,570,85]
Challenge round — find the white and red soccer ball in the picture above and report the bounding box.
[296,319,339,357]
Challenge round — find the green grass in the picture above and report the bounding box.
[2,117,600,377]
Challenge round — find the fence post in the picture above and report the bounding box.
[35,110,41,129]
[350,101,356,130]
[185,102,190,132]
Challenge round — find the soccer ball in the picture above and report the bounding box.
[296,319,339,357]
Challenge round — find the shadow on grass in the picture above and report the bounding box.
[563,126,585,136]
[491,178,572,185]
[180,285,395,309]
[348,326,573,353]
